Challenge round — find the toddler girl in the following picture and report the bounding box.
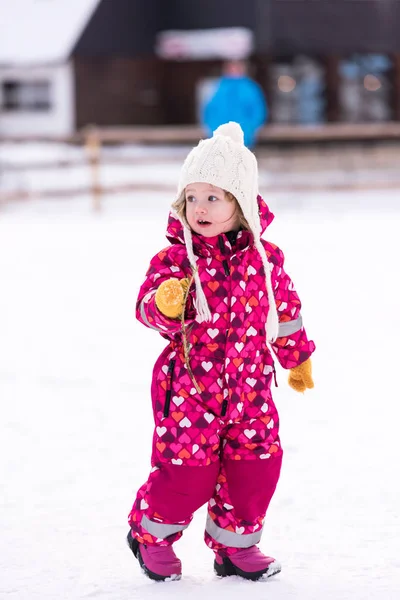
[127,122,315,582]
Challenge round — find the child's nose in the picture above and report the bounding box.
[195,203,207,214]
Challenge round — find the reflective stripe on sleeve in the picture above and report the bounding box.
[139,291,168,333]
[277,315,303,338]
[205,514,263,548]
[141,514,189,538]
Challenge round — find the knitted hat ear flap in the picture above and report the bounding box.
[182,225,212,323]
[253,238,279,343]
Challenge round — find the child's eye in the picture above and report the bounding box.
[186,195,196,203]
[208,196,218,202]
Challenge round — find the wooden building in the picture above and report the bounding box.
[155,0,400,125]
[1,0,400,135]
[0,0,162,136]
[0,0,101,136]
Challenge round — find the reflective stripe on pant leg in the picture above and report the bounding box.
[139,463,219,540]
[135,442,220,543]
[141,514,189,539]
[204,454,282,550]
[205,514,262,548]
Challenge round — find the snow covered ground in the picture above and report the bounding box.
[1,169,400,599]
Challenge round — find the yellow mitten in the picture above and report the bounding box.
[288,358,314,393]
[155,278,189,319]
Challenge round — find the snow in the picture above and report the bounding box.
[0,0,100,65]
[1,152,400,599]
[0,143,188,196]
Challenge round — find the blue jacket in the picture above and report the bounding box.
[202,76,268,148]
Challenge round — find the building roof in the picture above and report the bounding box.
[0,0,101,66]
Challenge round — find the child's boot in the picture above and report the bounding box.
[214,545,281,581]
[127,530,182,581]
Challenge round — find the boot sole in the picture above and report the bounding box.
[126,531,181,582]
[214,556,281,581]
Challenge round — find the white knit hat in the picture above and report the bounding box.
[174,121,279,342]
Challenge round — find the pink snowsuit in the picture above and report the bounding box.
[128,195,315,553]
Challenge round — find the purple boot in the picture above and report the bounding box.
[127,530,182,581]
[214,546,281,581]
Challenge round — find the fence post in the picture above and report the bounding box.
[84,126,101,211]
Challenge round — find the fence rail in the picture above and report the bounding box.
[2,123,400,210]
[2,122,400,145]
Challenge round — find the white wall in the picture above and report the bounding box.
[0,62,75,137]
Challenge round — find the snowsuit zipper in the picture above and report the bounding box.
[163,359,176,417]
[218,235,230,277]
[272,364,278,387]
[218,235,230,416]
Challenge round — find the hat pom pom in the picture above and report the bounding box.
[213,121,244,145]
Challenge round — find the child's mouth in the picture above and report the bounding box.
[197,219,211,227]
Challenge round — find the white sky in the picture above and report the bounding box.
[0,150,400,599]
[0,0,100,64]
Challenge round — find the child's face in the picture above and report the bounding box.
[184,183,240,237]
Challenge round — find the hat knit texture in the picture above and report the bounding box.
[174,122,279,342]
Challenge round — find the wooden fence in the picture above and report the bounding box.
[1,123,400,210]
[3,122,400,145]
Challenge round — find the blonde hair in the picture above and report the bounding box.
[172,189,250,231]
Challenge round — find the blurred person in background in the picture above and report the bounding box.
[201,60,268,148]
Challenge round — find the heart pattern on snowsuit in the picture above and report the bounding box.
[128,195,315,552]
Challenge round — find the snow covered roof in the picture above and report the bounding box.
[0,0,101,66]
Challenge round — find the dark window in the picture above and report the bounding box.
[2,80,52,112]
[339,54,392,122]
[270,56,326,124]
